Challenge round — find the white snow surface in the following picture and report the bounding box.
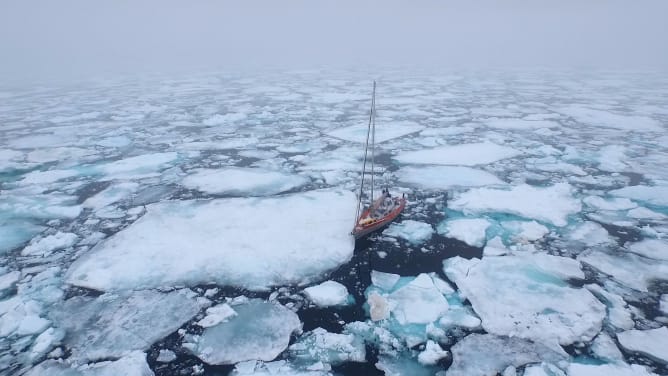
[568,222,612,245]
[617,327,668,364]
[449,183,581,226]
[303,281,351,307]
[394,142,521,166]
[382,220,434,244]
[443,255,604,347]
[438,218,490,247]
[661,295,668,315]
[191,300,302,365]
[396,166,504,190]
[182,167,309,196]
[66,189,355,291]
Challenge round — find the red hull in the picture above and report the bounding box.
[352,197,406,239]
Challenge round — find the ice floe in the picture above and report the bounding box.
[396,166,504,190]
[609,185,668,207]
[394,142,521,166]
[416,340,448,366]
[585,284,634,330]
[449,183,581,226]
[591,332,624,363]
[303,281,352,307]
[189,300,301,365]
[568,362,659,376]
[437,218,490,247]
[447,333,568,376]
[197,303,237,328]
[49,289,207,362]
[382,220,434,245]
[66,189,355,291]
[289,327,365,366]
[578,251,668,292]
[182,167,309,196]
[443,255,605,347]
[627,239,668,261]
[25,351,153,376]
[21,232,78,257]
[617,326,668,365]
[327,122,423,144]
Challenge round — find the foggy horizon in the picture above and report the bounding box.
[2,0,668,85]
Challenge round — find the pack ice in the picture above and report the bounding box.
[66,189,355,291]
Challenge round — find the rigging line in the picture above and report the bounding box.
[354,81,376,228]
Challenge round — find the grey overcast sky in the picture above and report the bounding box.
[1,0,667,83]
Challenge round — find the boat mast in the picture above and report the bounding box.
[354,81,376,227]
[370,80,376,203]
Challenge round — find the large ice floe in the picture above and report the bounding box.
[449,183,581,226]
[181,167,309,196]
[49,289,207,362]
[25,352,154,376]
[396,166,504,190]
[616,327,668,365]
[447,333,568,376]
[394,141,521,166]
[187,299,301,365]
[66,189,355,291]
[443,254,605,347]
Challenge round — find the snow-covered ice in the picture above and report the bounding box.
[382,220,434,245]
[66,189,355,291]
[617,327,668,364]
[627,239,668,261]
[182,167,309,196]
[197,303,237,328]
[21,232,78,257]
[190,300,301,365]
[303,281,352,307]
[385,273,449,325]
[449,183,581,226]
[447,333,567,376]
[437,218,490,247]
[394,142,521,166]
[25,351,153,376]
[396,166,504,190]
[578,251,668,292]
[50,289,207,362]
[609,185,668,207]
[568,362,659,376]
[289,327,365,366]
[443,255,604,347]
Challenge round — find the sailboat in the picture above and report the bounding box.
[352,81,407,239]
